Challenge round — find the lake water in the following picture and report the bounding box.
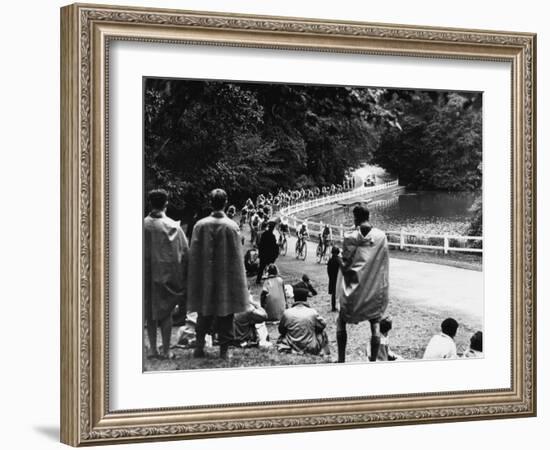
[307,190,480,236]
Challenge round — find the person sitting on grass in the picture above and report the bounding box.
[376,316,402,361]
[260,264,287,321]
[244,247,260,277]
[277,288,330,357]
[462,331,483,358]
[327,247,342,312]
[174,312,198,348]
[292,273,318,298]
[233,292,271,349]
[423,318,459,360]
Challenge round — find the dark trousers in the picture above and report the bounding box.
[256,259,271,283]
[331,292,337,311]
[195,314,234,348]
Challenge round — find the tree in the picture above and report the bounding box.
[144,79,397,222]
[145,79,279,220]
[372,90,482,191]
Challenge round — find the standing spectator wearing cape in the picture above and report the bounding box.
[187,189,249,359]
[256,220,279,284]
[144,189,189,359]
[335,205,389,363]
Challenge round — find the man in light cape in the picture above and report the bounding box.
[144,189,189,359]
[335,205,389,363]
[187,189,249,359]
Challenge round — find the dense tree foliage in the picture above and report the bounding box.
[144,79,482,223]
[145,79,396,219]
[372,90,482,190]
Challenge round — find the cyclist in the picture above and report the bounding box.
[320,224,332,253]
[227,204,237,221]
[249,209,260,245]
[239,205,248,229]
[279,216,289,241]
[297,222,309,254]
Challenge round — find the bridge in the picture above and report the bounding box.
[278,180,482,255]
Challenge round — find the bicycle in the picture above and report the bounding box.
[316,238,331,264]
[295,236,307,260]
[278,232,288,256]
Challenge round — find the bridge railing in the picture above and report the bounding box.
[278,179,482,255]
[280,179,400,217]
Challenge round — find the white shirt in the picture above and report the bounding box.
[423,333,458,360]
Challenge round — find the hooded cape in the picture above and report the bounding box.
[336,227,389,323]
[144,213,189,321]
[187,211,248,316]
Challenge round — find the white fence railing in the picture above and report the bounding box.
[280,180,400,217]
[278,180,482,255]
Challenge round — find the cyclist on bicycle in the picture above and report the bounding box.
[320,224,332,252]
[249,209,260,245]
[278,216,289,243]
[297,222,309,248]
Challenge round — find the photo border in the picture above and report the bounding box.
[60,3,536,445]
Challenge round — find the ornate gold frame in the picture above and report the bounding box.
[60,3,536,446]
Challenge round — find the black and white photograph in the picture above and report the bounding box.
[143,77,483,371]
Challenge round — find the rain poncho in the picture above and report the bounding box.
[187,211,248,316]
[144,213,189,321]
[336,227,389,323]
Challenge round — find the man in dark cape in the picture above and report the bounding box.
[144,189,189,359]
[327,246,342,312]
[187,189,248,359]
[336,205,389,363]
[256,220,279,283]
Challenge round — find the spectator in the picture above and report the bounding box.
[327,247,341,312]
[175,312,198,348]
[244,247,260,277]
[227,204,237,220]
[249,210,260,244]
[187,189,249,359]
[292,274,318,299]
[277,288,330,356]
[233,293,270,348]
[256,220,279,284]
[144,189,189,359]
[376,317,401,361]
[336,205,390,363]
[463,331,483,358]
[260,264,287,321]
[423,318,459,360]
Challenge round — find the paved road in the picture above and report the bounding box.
[261,232,483,326]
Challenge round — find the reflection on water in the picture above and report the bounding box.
[308,191,480,236]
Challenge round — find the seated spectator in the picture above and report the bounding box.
[292,274,318,299]
[423,318,459,360]
[175,312,198,348]
[233,294,271,348]
[376,316,402,361]
[277,288,330,356]
[244,248,260,276]
[284,284,295,303]
[463,331,483,358]
[261,264,287,321]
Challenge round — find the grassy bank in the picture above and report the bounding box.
[144,230,482,372]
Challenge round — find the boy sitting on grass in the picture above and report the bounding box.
[375,316,402,361]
